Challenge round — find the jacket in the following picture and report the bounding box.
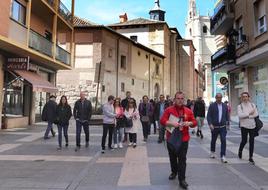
[42,100,57,122]
[237,102,258,129]
[160,106,197,142]
[193,100,205,118]
[207,102,229,126]
[138,102,153,118]
[73,99,92,122]
[102,102,116,124]
[155,101,170,121]
[56,104,72,125]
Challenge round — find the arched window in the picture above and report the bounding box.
[189,28,192,36]
[203,25,208,34]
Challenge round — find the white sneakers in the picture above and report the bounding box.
[210,152,216,159]
[128,142,133,146]
[114,144,118,149]
[119,143,123,148]
[221,156,228,163]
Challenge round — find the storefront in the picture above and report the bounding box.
[2,57,57,128]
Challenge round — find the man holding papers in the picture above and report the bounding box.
[160,91,197,190]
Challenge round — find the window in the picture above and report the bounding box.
[102,85,105,92]
[45,30,52,41]
[11,0,26,25]
[235,17,243,45]
[120,55,126,70]
[258,16,267,34]
[130,35,138,42]
[132,79,135,85]
[189,28,192,36]
[254,0,267,35]
[137,51,141,56]
[108,49,113,58]
[121,82,125,92]
[203,25,208,34]
[155,64,160,75]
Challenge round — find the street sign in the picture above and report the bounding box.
[220,77,228,85]
[6,57,29,70]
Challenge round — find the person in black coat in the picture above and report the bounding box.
[56,95,72,150]
[73,92,92,151]
[193,97,206,139]
[42,95,57,139]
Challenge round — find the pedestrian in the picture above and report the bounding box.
[55,95,72,150]
[186,99,196,135]
[156,94,169,143]
[42,95,57,139]
[237,92,258,164]
[160,91,197,190]
[149,99,157,134]
[101,95,117,153]
[165,95,173,106]
[113,98,124,149]
[207,93,230,163]
[73,92,92,151]
[124,98,140,148]
[121,91,136,143]
[138,95,153,142]
[193,97,205,139]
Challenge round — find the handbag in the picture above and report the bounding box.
[126,118,133,128]
[254,116,263,137]
[141,116,150,122]
[167,128,182,155]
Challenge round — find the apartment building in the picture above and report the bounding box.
[56,17,165,108]
[211,0,268,118]
[0,0,74,128]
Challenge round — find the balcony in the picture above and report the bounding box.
[45,0,55,9]
[211,44,236,72]
[29,30,53,57]
[210,0,234,35]
[56,45,71,65]
[58,0,72,25]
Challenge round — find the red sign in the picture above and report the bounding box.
[6,57,29,70]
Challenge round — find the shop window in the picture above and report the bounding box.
[254,64,268,81]
[120,55,126,70]
[11,0,26,25]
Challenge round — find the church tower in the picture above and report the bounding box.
[187,0,197,21]
[149,0,166,21]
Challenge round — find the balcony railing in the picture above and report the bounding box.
[29,29,53,57]
[211,44,236,71]
[58,1,72,25]
[210,0,234,35]
[56,45,71,65]
[45,0,55,9]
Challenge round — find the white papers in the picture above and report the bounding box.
[166,114,179,133]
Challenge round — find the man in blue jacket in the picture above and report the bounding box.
[207,93,230,163]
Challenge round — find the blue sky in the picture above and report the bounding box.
[64,0,216,37]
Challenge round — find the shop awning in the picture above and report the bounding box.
[14,70,58,93]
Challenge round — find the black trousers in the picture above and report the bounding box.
[101,124,114,150]
[167,141,189,181]
[129,133,137,143]
[141,121,150,139]
[239,127,255,158]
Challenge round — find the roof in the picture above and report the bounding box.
[108,17,166,27]
[73,16,99,27]
[73,17,165,58]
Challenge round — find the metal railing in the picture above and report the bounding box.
[58,0,72,24]
[56,45,71,65]
[29,29,53,57]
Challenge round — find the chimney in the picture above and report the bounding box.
[119,13,128,23]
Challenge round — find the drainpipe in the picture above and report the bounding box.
[148,54,151,97]
[116,38,120,97]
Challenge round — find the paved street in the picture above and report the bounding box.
[0,120,268,190]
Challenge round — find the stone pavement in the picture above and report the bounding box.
[0,120,268,190]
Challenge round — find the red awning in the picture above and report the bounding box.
[14,70,58,93]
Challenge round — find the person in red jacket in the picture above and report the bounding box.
[160,91,197,190]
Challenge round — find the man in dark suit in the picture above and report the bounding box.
[207,93,230,163]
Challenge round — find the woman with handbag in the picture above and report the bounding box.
[56,95,72,150]
[124,98,140,148]
[138,95,153,142]
[113,98,125,149]
[237,92,258,164]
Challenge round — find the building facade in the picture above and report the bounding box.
[185,0,219,103]
[211,0,268,119]
[56,17,165,109]
[0,0,74,128]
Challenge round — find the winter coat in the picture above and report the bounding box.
[42,100,57,122]
[73,99,92,122]
[56,104,72,125]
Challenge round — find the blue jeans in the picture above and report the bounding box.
[114,127,124,144]
[57,124,69,147]
[210,127,227,157]
[76,120,89,147]
[44,121,54,138]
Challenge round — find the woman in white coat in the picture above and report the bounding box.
[124,98,140,148]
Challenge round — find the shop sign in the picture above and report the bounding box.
[6,57,29,70]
